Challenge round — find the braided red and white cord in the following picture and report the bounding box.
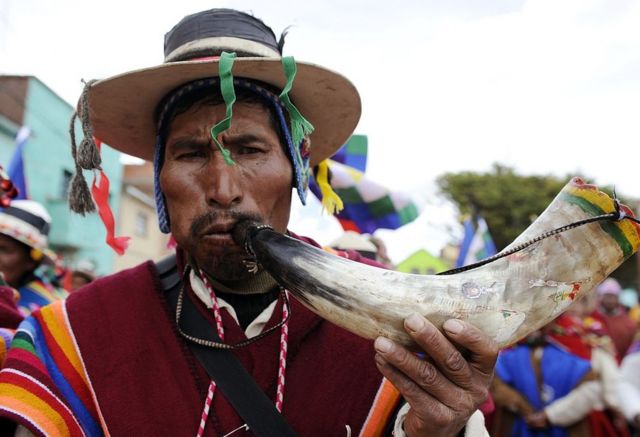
[196,271,289,437]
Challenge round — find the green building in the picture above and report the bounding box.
[396,249,449,275]
[0,75,123,275]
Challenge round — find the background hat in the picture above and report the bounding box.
[596,277,622,296]
[71,259,97,282]
[330,231,378,260]
[619,288,639,308]
[81,8,361,167]
[0,199,51,251]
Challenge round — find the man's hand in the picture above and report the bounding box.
[374,314,498,437]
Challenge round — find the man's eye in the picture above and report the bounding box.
[238,146,263,155]
[177,150,206,159]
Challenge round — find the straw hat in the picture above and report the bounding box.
[82,8,361,166]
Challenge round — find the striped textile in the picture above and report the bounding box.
[560,181,640,258]
[0,252,403,435]
[359,378,402,437]
[18,279,68,316]
[0,328,15,367]
[0,301,106,437]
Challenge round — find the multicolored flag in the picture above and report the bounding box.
[330,134,368,172]
[455,216,497,267]
[7,126,30,200]
[309,136,419,234]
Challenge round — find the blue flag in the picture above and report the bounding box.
[7,126,30,200]
[456,216,497,267]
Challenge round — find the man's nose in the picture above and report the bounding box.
[204,153,243,208]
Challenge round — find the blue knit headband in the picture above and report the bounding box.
[153,77,310,233]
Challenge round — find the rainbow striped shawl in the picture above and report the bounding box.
[0,260,401,436]
[17,278,68,317]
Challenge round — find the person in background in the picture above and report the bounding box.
[618,338,640,432]
[490,327,596,437]
[542,309,629,437]
[68,260,97,291]
[369,234,393,267]
[591,278,638,361]
[330,230,380,261]
[0,200,67,316]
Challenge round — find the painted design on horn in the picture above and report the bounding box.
[239,178,640,349]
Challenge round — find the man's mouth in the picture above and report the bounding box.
[201,221,238,245]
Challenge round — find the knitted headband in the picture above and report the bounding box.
[153,55,312,233]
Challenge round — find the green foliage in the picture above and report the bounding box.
[436,164,570,250]
[436,164,639,288]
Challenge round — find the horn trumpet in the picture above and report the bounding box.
[235,178,640,348]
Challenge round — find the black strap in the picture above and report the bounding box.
[155,255,297,437]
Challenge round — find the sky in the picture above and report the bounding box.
[2,0,640,263]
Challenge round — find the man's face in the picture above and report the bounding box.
[70,273,92,291]
[160,101,293,281]
[0,233,37,287]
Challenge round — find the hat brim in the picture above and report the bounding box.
[87,58,361,166]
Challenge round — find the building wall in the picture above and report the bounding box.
[0,76,123,275]
[0,76,27,127]
[0,77,27,168]
[113,187,171,272]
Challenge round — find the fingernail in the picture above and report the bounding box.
[405,313,425,332]
[443,319,464,334]
[375,337,393,353]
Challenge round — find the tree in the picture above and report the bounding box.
[436,164,569,250]
[436,164,639,289]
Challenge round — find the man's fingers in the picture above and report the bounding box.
[374,338,473,411]
[441,318,499,379]
[373,350,455,424]
[403,314,475,389]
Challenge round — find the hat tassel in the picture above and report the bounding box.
[68,111,96,215]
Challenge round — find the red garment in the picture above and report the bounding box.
[548,313,630,437]
[591,306,637,360]
[64,257,395,435]
[547,313,594,360]
[0,285,22,329]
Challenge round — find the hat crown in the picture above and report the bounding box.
[0,200,51,249]
[9,200,52,224]
[164,8,282,62]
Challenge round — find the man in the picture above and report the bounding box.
[67,260,97,291]
[0,9,497,436]
[591,277,637,360]
[490,328,595,437]
[618,339,640,429]
[0,200,66,316]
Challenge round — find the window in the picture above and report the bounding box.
[134,211,148,237]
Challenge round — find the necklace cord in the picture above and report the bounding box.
[175,265,291,349]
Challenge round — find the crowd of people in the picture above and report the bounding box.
[488,277,640,436]
[0,6,638,437]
